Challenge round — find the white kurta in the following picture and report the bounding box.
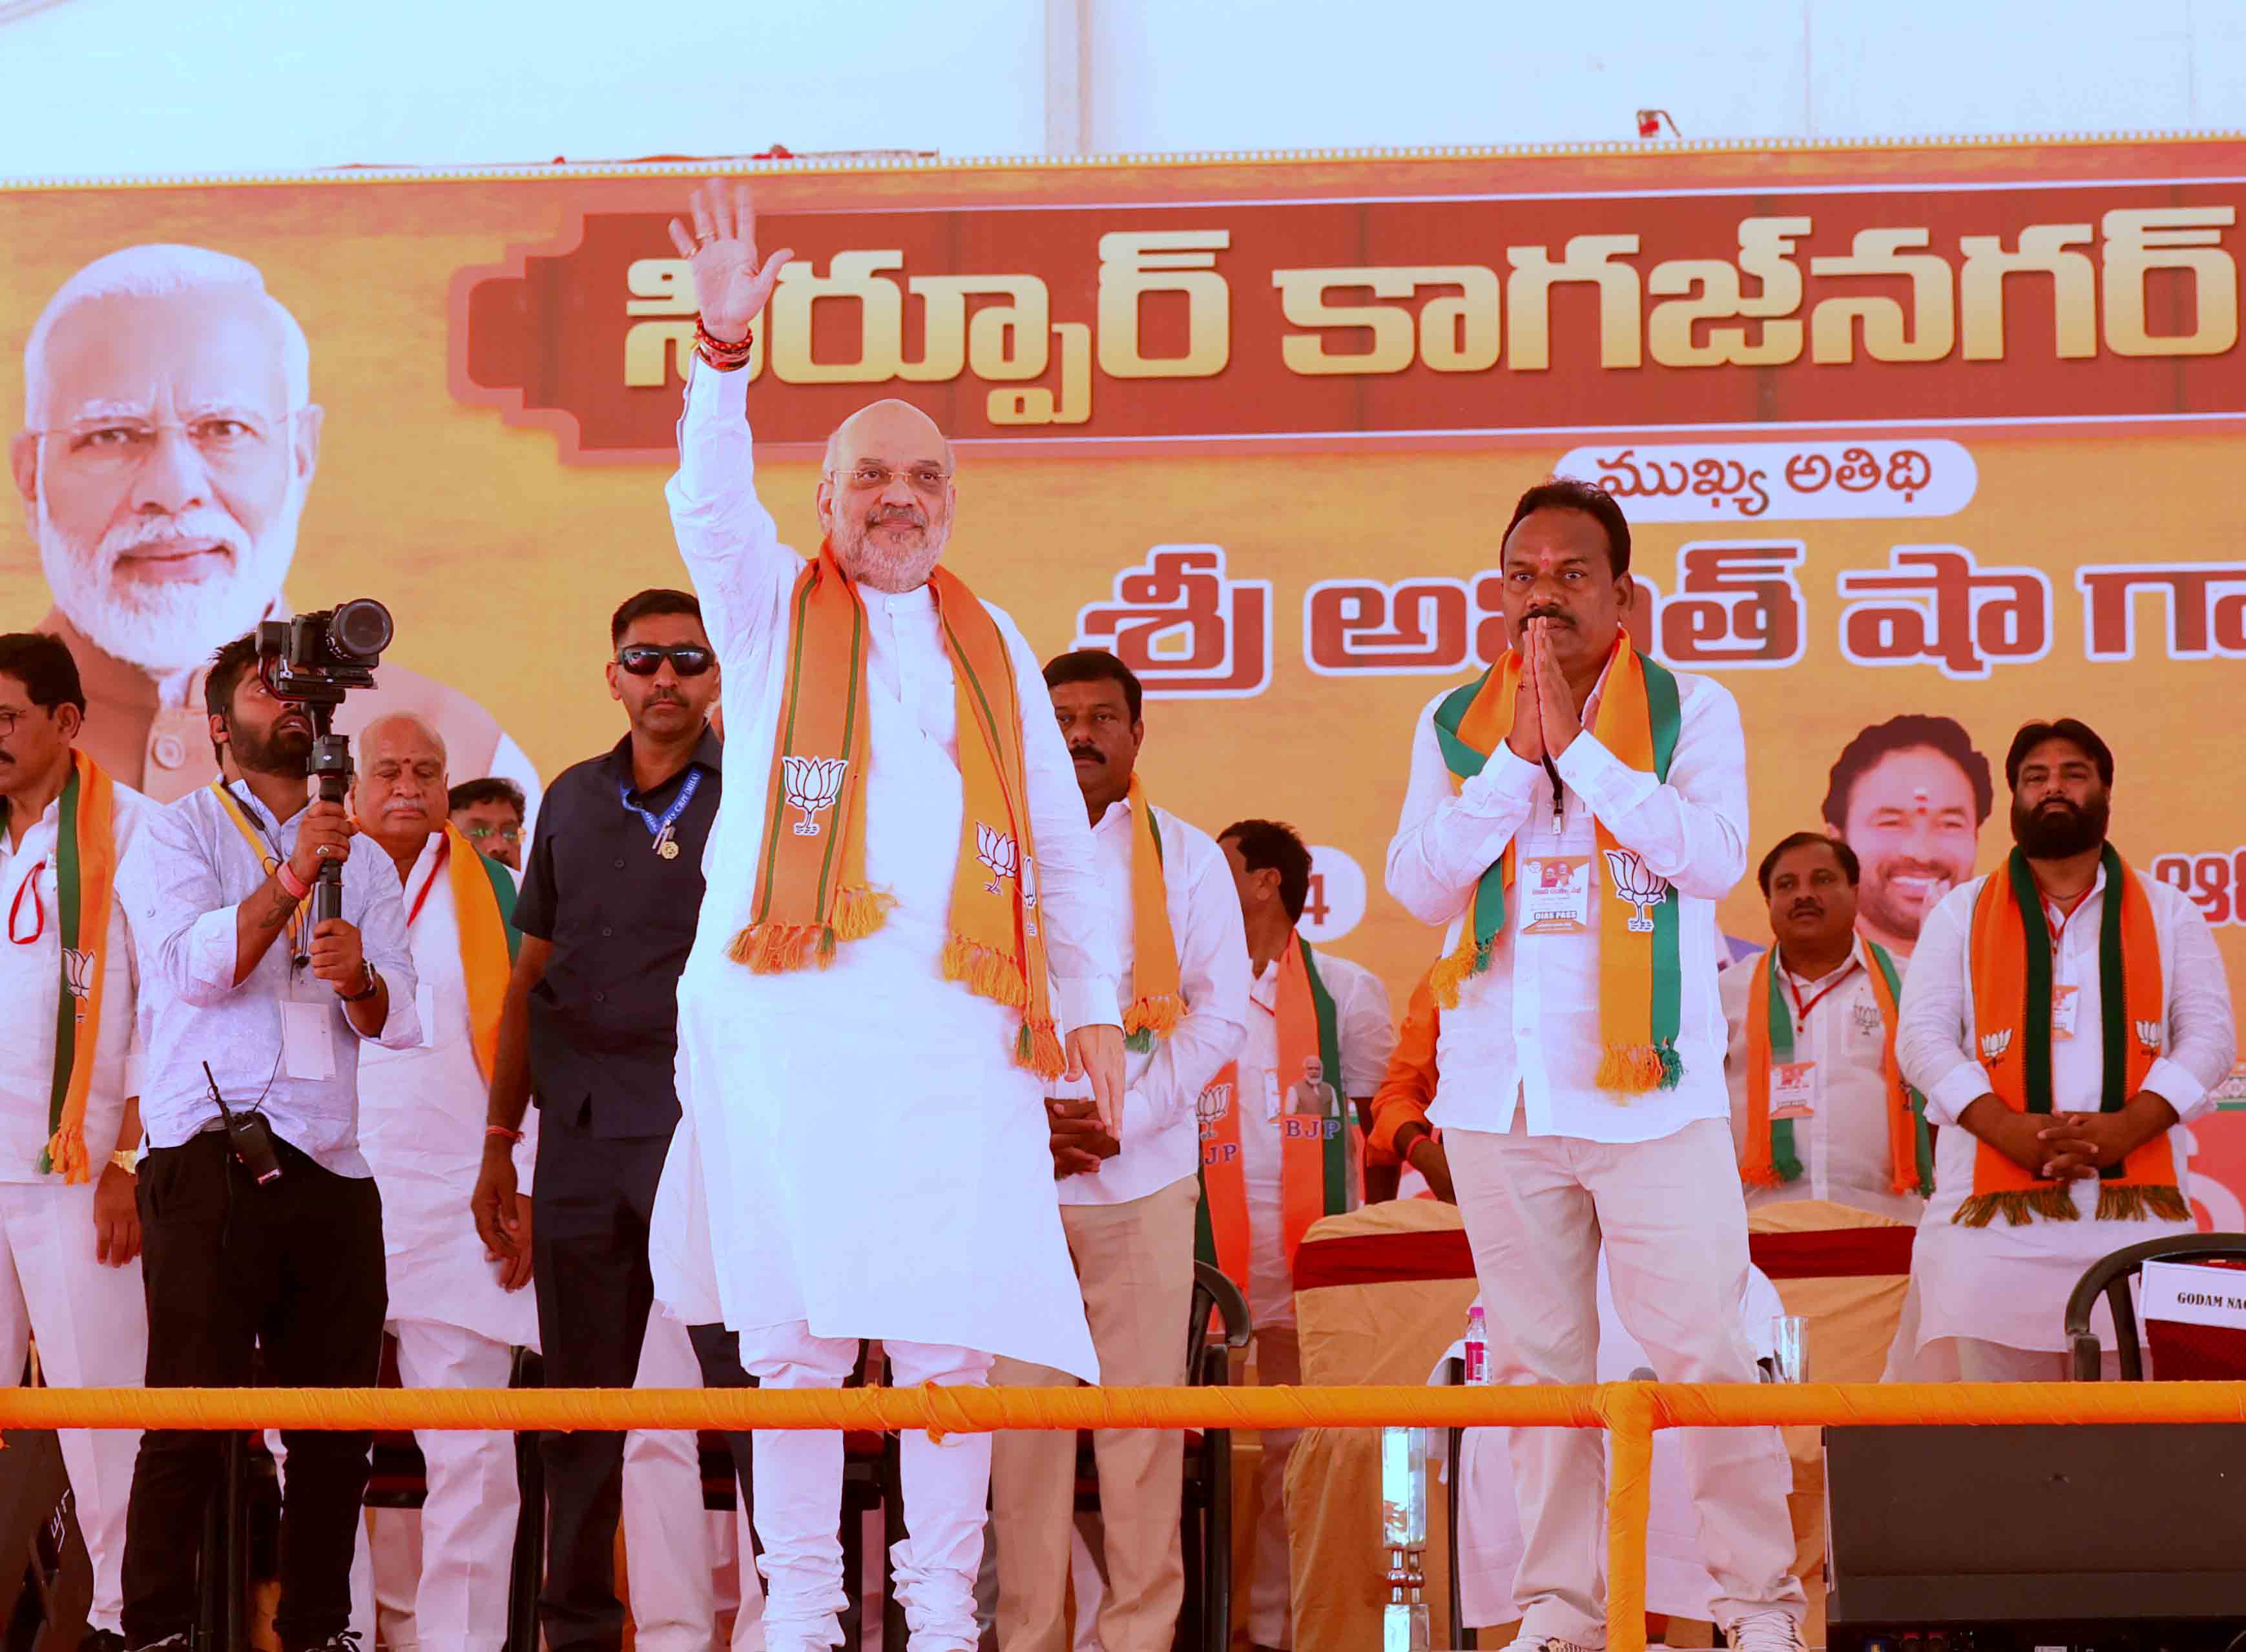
[662,361,1121,1380]
[358,834,539,1350]
[1236,950,1395,1330]
[1897,863,2236,1354]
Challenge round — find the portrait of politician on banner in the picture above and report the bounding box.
[1822,713,1994,960]
[10,243,541,808]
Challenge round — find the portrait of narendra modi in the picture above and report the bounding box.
[10,243,539,811]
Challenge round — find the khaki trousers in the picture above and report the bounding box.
[992,1174,1200,1652]
[1448,1117,1804,1647]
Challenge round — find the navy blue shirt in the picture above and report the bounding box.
[512,727,721,1137]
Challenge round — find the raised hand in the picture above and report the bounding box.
[1532,620,1583,757]
[667,177,795,344]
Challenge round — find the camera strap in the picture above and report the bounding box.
[210,782,305,951]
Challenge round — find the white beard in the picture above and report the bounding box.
[36,473,303,676]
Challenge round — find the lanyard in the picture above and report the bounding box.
[209,781,304,950]
[406,831,452,929]
[619,767,702,858]
[7,860,44,945]
[1786,958,1860,1024]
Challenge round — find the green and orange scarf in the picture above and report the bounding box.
[1739,937,1933,1197]
[1428,628,1685,1093]
[1955,845,2185,1228]
[38,751,118,1184]
[1196,933,1349,1287]
[729,546,1063,1077]
[434,821,521,1083]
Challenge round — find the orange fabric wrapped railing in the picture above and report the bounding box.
[6,1380,2241,1652]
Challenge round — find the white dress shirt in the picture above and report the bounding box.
[1384,665,1749,1144]
[1,782,152,1180]
[116,780,421,1179]
[1049,798,1248,1207]
[359,833,538,1347]
[659,358,1121,1379]
[1897,862,2237,1352]
[1720,946,1925,1225]
[1236,945,1395,1328]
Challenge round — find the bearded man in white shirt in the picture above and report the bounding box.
[0,632,152,1652]
[1895,718,2236,1381]
[1384,479,1804,1652]
[656,180,1125,1652]
[988,648,1247,1652]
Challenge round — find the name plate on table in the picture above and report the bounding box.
[2141,1258,2246,1330]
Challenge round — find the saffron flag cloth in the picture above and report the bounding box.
[1429,627,1685,1093]
[41,750,119,1183]
[730,544,1064,1075]
[1958,844,2185,1227]
[1740,938,1933,1198]
[1196,933,1348,1286]
[441,821,520,1084]
[1119,774,1185,1051]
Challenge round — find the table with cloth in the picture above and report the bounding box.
[1273,1196,1914,1651]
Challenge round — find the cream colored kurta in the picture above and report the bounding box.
[658,362,1120,1380]
[358,833,539,1350]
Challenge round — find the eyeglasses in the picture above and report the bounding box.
[838,461,951,497]
[0,708,35,736]
[28,411,299,477]
[615,643,716,677]
[460,822,523,844]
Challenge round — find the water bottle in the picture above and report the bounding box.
[1464,1302,1489,1386]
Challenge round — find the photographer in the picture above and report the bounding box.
[114,632,418,1652]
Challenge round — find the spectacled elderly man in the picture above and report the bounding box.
[10,244,539,815]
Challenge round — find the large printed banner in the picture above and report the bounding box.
[3,139,2243,1222]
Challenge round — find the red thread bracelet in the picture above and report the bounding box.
[486,1124,525,1144]
[694,320,755,371]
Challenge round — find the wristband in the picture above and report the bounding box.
[486,1124,525,1144]
[275,860,310,900]
[694,318,756,371]
[110,1150,140,1175]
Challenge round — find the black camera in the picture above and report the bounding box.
[253,599,395,941]
[255,599,392,707]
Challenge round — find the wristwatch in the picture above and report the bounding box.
[340,960,380,1003]
[110,1150,138,1175]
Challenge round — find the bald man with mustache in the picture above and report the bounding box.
[649,180,1123,1652]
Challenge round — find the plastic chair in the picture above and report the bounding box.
[2063,1230,2246,1381]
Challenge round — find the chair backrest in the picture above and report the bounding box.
[2063,1230,2246,1379]
[1189,1261,1252,1387]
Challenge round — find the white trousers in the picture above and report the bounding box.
[0,1179,147,1635]
[629,1310,762,1652]
[1448,1119,1805,1647]
[740,1323,992,1652]
[368,1311,760,1652]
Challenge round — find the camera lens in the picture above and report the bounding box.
[328,598,394,663]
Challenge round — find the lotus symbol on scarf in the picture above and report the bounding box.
[1980,1029,2013,1064]
[975,823,1019,894]
[1196,1082,1232,1133]
[61,947,94,1002]
[2136,1018,2163,1053]
[1601,849,1670,933]
[781,756,849,836]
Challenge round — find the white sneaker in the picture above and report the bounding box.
[1724,1610,1806,1652]
[1519,1638,1600,1652]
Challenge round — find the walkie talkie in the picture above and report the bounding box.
[202,1062,284,1186]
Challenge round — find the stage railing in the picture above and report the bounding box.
[7,1380,2245,1652]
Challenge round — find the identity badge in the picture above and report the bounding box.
[1771,1060,1817,1120]
[1522,856,1592,934]
[2051,983,2081,1041]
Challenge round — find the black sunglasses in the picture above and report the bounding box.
[615,643,716,677]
